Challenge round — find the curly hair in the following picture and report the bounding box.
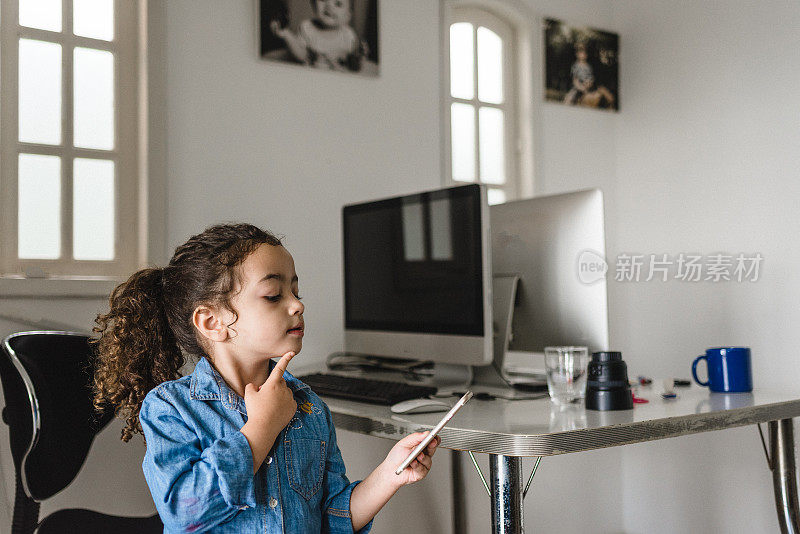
[92,223,282,442]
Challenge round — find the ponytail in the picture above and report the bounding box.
[92,267,184,442]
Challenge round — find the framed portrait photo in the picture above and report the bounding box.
[260,0,380,77]
[544,18,619,111]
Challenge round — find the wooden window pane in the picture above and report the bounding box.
[479,107,505,184]
[449,22,474,99]
[451,103,476,182]
[73,158,115,260]
[487,188,506,206]
[19,39,62,145]
[18,154,61,259]
[74,47,114,150]
[477,27,503,104]
[19,0,62,32]
[73,0,114,41]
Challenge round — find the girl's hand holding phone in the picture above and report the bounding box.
[345,391,471,528]
[382,432,441,487]
[349,431,442,529]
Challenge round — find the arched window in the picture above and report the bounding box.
[444,4,523,205]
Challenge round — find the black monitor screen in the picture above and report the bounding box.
[343,185,484,336]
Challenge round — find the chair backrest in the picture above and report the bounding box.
[0,331,114,501]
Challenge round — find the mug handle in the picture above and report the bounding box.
[692,355,709,387]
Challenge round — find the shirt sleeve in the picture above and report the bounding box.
[319,401,373,534]
[140,388,257,533]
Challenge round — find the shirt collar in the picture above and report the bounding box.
[189,357,310,414]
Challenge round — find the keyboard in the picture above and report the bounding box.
[297,373,438,405]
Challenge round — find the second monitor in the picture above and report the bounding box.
[491,188,610,357]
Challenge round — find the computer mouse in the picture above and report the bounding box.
[390,398,452,414]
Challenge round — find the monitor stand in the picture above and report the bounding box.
[471,274,519,389]
[409,275,522,391]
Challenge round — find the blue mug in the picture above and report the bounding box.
[692,347,753,393]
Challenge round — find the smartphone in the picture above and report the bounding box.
[394,391,473,475]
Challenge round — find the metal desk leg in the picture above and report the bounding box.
[770,419,800,534]
[452,450,467,534]
[489,454,524,534]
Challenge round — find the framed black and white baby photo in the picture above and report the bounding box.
[260,0,379,77]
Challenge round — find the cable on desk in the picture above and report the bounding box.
[449,391,549,401]
[325,352,434,380]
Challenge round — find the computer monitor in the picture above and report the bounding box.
[490,188,610,356]
[342,184,493,366]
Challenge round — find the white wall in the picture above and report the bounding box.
[3,0,796,532]
[164,0,442,362]
[610,1,800,532]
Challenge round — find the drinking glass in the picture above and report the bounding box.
[544,346,589,405]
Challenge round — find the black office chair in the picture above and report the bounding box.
[0,331,162,534]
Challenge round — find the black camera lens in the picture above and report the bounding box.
[586,351,633,411]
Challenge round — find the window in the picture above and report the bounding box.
[0,0,141,278]
[443,3,529,205]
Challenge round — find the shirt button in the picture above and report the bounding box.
[269,497,278,509]
[266,455,273,464]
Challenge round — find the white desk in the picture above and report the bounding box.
[317,381,800,533]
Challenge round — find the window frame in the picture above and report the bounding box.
[439,0,543,205]
[442,1,523,201]
[0,0,141,278]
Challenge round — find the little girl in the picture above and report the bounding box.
[93,223,440,533]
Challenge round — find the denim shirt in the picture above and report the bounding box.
[140,357,373,534]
